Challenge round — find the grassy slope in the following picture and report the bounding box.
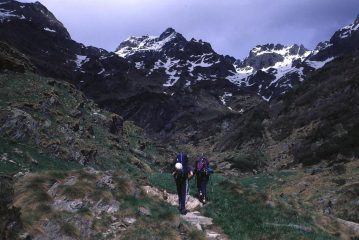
[0,72,158,175]
[149,172,336,240]
[0,72,202,239]
[14,169,201,240]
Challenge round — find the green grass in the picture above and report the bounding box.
[239,170,295,192]
[149,172,336,240]
[0,72,160,176]
[0,137,82,175]
[203,178,336,240]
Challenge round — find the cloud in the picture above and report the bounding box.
[38,0,359,58]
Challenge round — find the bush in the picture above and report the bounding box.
[61,223,80,239]
[226,151,268,172]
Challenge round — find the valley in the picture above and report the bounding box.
[0,1,358,239]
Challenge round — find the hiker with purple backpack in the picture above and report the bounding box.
[194,154,213,204]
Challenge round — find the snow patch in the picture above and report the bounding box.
[262,95,272,102]
[187,56,213,72]
[44,27,56,33]
[259,50,310,87]
[219,92,232,105]
[252,45,310,60]
[339,20,359,39]
[0,8,17,21]
[306,57,335,70]
[162,57,181,87]
[97,68,105,75]
[234,65,254,80]
[74,55,88,69]
[147,57,181,87]
[311,41,333,56]
[226,70,254,87]
[135,61,145,69]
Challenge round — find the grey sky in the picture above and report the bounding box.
[34,0,359,59]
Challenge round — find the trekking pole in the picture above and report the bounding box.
[209,175,213,201]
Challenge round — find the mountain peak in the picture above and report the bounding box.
[249,43,308,58]
[160,27,176,37]
[0,0,71,39]
[115,28,187,58]
[336,14,359,39]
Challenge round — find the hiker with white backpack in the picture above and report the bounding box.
[172,152,193,215]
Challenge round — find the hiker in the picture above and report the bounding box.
[194,154,213,204]
[172,152,193,215]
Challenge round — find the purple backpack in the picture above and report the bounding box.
[197,157,208,172]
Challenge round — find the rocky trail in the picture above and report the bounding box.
[142,185,228,240]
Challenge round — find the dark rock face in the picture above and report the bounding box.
[309,15,359,62]
[218,52,359,168]
[109,114,124,136]
[0,41,36,73]
[0,0,129,103]
[270,54,359,165]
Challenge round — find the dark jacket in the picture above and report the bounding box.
[173,153,193,179]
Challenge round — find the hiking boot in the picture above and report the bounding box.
[198,192,203,201]
[180,209,188,215]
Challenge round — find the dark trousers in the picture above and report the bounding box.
[196,173,209,199]
[175,177,188,211]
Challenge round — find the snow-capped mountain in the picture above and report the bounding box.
[116,28,312,100]
[115,26,347,101]
[0,0,129,97]
[232,44,311,101]
[116,27,236,88]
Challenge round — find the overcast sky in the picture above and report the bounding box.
[32,0,359,59]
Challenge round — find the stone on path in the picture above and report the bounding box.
[142,185,202,211]
[142,185,228,240]
[181,211,213,226]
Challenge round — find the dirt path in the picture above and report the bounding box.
[142,185,228,240]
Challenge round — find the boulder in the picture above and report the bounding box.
[0,108,39,143]
[138,206,151,216]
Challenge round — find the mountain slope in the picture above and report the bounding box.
[0,0,130,102]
